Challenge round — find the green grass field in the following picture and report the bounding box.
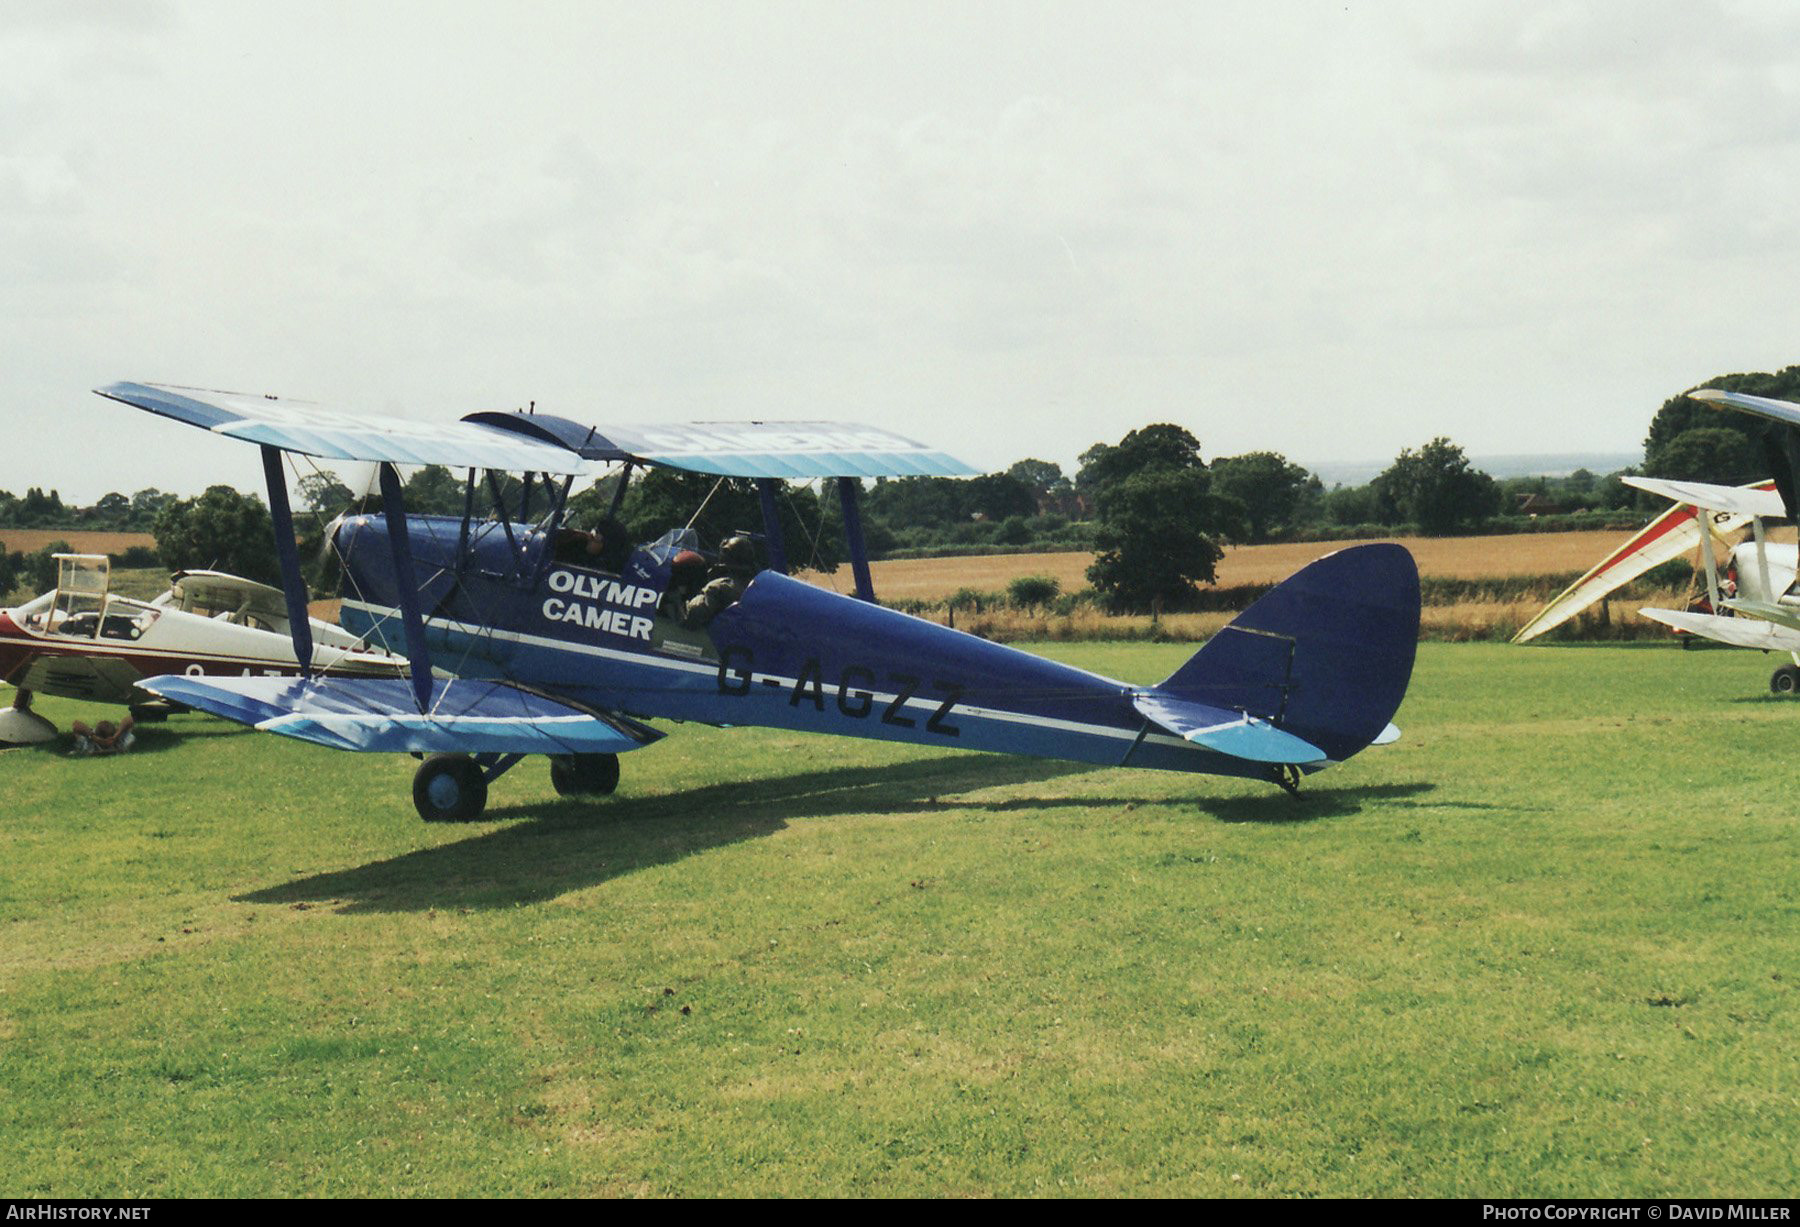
[2,643,1796,1197]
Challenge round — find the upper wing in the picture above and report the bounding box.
[462,413,980,479]
[96,382,598,475]
[99,383,976,480]
[138,673,663,755]
[1621,476,1786,519]
[1690,387,1800,428]
[171,570,289,616]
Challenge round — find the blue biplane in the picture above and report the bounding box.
[96,382,1421,821]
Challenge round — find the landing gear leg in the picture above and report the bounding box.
[1267,763,1302,797]
[0,687,57,746]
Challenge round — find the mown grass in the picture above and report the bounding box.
[2,642,1797,1197]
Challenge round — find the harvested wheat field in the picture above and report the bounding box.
[829,531,1636,603]
[0,529,155,555]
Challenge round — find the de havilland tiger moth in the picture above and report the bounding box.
[91,381,1422,822]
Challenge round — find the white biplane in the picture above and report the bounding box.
[1514,387,1800,693]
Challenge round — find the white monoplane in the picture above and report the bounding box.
[0,553,404,744]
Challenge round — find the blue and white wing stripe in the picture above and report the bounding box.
[138,674,662,756]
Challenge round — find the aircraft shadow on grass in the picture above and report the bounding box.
[235,756,1435,915]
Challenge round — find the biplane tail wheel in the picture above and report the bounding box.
[550,752,621,797]
[1771,665,1800,696]
[413,753,489,822]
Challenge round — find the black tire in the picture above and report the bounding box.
[1772,666,1800,696]
[413,753,489,822]
[128,701,173,723]
[550,752,621,797]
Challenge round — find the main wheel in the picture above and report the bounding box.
[413,753,489,822]
[550,752,621,797]
[1772,665,1800,696]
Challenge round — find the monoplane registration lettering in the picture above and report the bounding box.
[715,649,961,737]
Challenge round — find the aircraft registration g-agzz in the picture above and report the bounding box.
[96,382,1422,822]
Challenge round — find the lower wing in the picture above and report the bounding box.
[138,674,662,755]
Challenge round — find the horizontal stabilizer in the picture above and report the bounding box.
[1132,692,1326,764]
[1621,476,1786,519]
[139,674,662,755]
[1639,607,1800,652]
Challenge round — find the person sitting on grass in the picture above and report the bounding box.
[70,715,134,756]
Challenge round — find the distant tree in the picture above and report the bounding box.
[26,542,72,593]
[401,465,467,516]
[297,470,355,513]
[1007,574,1061,610]
[128,488,176,530]
[1373,438,1501,535]
[90,492,131,528]
[960,473,1037,522]
[1643,425,1761,486]
[1209,451,1322,540]
[153,486,277,583]
[1643,367,1800,473]
[1322,483,1379,526]
[995,515,1033,546]
[1005,458,1071,500]
[1087,469,1227,611]
[1078,425,1239,611]
[1076,424,1205,495]
[0,548,22,598]
[862,476,966,532]
[17,488,66,528]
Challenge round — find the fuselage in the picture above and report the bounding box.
[332,513,1273,779]
[0,587,400,704]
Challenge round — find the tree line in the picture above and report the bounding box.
[10,364,1798,613]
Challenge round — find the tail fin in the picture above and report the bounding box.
[1154,543,1419,763]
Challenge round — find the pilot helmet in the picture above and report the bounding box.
[718,535,756,573]
[670,549,708,586]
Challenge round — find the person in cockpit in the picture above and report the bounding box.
[679,535,757,628]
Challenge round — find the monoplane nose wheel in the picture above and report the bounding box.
[550,752,620,797]
[413,753,489,822]
[1771,665,1800,696]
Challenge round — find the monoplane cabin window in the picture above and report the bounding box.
[50,553,110,639]
[98,598,162,641]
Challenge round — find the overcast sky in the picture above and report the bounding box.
[6,0,1800,501]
